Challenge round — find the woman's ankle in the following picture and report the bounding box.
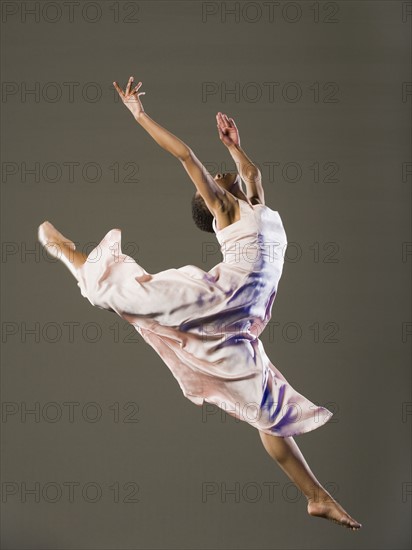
[306,486,332,503]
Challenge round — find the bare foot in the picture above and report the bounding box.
[307,493,362,530]
[38,221,76,259]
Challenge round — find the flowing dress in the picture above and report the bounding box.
[76,199,333,437]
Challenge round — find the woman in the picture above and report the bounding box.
[38,76,362,530]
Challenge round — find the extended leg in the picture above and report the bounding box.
[38,221,87,281]
[259,430,362,530]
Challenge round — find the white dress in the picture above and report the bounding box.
[76,199,333,437]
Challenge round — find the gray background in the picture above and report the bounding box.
[1,0,411,548]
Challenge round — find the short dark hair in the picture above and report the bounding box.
[191,192,214,233]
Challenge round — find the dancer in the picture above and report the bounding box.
[38,76,362,530]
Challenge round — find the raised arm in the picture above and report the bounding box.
[216,112,265,205]
[113,77,225,212]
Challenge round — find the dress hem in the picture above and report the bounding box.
[257,409,334,438]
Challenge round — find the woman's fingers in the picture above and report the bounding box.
[217,112,226,127]
[113,81,125,99]
[217,124,228,141]
[218,123,227,135]
[113,77,144,103]
[125,76,134,95]
[217,112,234,130]
[132,82,143,94]
[218,116,229,131]
[222,113,231,126]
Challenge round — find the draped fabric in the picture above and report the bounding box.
[76,200,333,437]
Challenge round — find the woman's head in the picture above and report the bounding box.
[191,172,241,232]
[191,191,214,233]
[214,172,240,191]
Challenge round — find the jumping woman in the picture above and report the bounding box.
[38,76,362,530]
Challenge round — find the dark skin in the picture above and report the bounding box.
[109,78,361,530]
[36,77,362,531]
[112,77,265,231]
[210,111,265,229]
[194,173,251,231]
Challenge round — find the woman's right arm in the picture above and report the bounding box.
[113,77,226,211]
[114,77,190,160]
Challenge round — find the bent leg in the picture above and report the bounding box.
[258,430,362,530]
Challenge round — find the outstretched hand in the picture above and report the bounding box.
[216,112,240,147]
[113,76,146,119]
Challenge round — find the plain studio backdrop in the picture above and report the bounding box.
[1,1,410,549]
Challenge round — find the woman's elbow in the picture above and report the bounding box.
[244,165,261,180]
[177,147,192,162]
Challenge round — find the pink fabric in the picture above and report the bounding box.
[76,200,333,437]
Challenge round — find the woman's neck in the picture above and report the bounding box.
[229,184,249,202]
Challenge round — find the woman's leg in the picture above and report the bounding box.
[258,430,362,530]
[38,221,87,280]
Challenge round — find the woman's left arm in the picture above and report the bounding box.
[113,76,226,211]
